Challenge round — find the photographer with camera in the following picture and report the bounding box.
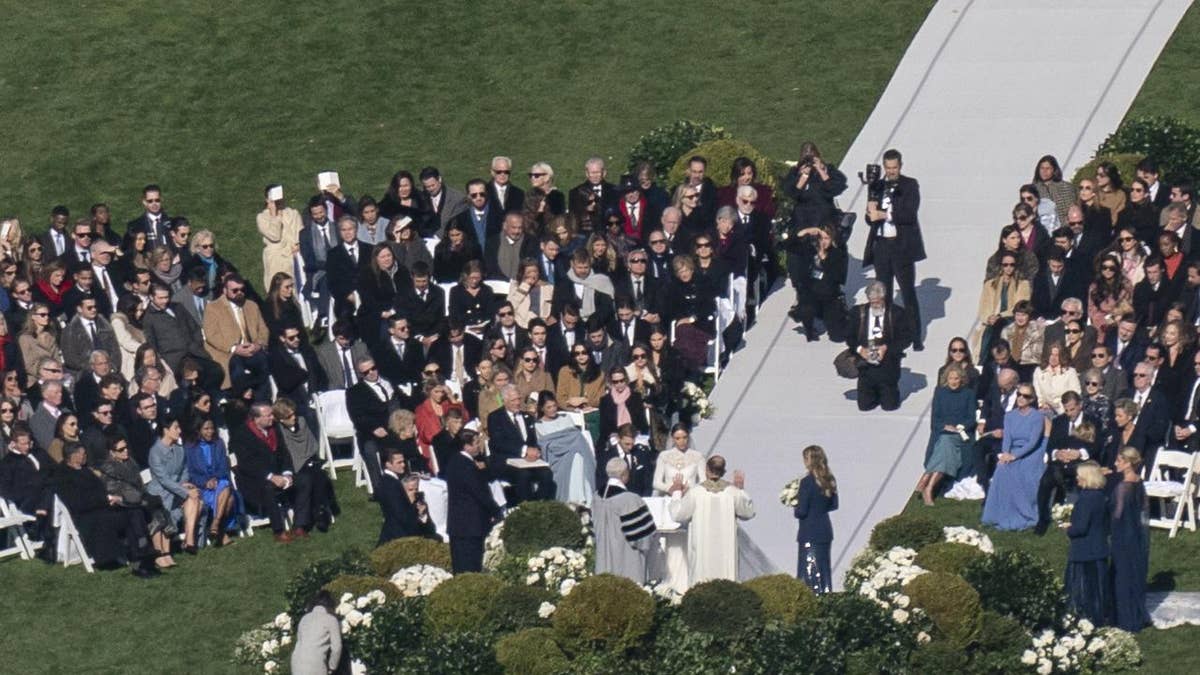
[787,223,848,342]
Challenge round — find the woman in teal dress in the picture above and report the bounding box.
[982,383,1050,530]
[917,363,975,505]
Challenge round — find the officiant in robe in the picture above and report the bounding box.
[667,455,755,585]
[593,457,657,584]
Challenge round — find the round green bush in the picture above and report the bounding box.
[744,574,819,625]
[903,572,983,647]
[500,502,585,558]
[552,574,655,652]
[425,573,506,636]
[626,120,731,181]
[1071,153,1143,186]
[868,514,943,552]
[495,627,569,675]
[369,537,452,577]
[666,138,784,195]
[284,548,373,617]
[679,579,764,635]
[322,574,402,603]
[962,550,1064,629]
[915,542,986,576]
[486,584,557,634]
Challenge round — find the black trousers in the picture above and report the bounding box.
[1037,460,1079,525]
[857,359,901,411]
[871,238,921,343]
[450,535,484,573]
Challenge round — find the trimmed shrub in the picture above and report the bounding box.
[1099,115,1200,182]
[627,120,731,182]
[679,579,764,635]
[666,138,784,195]
[425,573,505,636]
[552,574,655,652]
[744,574,819,625]
[1070,153,1143,187]
[868,514,943,552]
[284,548,373,617]
[903,572,983,648]
[495,628,569,675]
[322,574,402,602]
[486,584,557,634]
[914,541,986,576]
[500,501,586,558]
[962,550,1064,629]
[370,537,452,577]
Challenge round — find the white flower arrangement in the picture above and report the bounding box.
[942,525,994,553]
[680,381,716,419]
[389,564,453,597]
[525,546,590,595]
[1051,503,1074,529]
[779,477,801,507]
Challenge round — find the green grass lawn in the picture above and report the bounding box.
[905,495,1200,672]
[0,0,934,286]
[1124,2,1200,127]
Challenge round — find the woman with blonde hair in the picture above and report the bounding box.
[1064,460,1109,625]
[794,444,838,593]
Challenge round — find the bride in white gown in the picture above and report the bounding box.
[651,424,705,593]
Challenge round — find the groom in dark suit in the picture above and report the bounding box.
[863,148,926,350]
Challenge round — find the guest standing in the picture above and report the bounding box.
[1064,462,1109,625]
[982,384,1050,530]
[1110,447,1151,631]
[794,445,838,594]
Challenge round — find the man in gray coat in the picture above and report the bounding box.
[593,456,657,584]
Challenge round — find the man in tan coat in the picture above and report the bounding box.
[204,275,271,395]
[256,185,304,290]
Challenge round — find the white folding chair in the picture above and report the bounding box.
[0,498,40,561]
[314,390,371,493]
[1145,449,1200,537]
[52,496,94,573]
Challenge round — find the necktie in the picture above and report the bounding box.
[341,348,354,388]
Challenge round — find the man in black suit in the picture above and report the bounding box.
[346,357,400,492]
[372,315,424,389]
[1034,393,1098,534]
[268,326,328,425]
[429,321,482,386]
[594,425,653,496]
[608,298,652,350]
[536,236,568,284]
[612,248,663,323]
[568,156,619,233]
[445,429,503,572]
[377,449,438,545]
[488,156,524,213]
[1170,353,1200,452]
[231,403,306,542]
[397,262,446,339]
[486,385,555,504]
[1130,362,1171,473]
[847,281,912,412]
[421,166,468,237]
[862,149,926,350]
[326,216,373,320]
[452,179,503,247]
[125,184,170,247]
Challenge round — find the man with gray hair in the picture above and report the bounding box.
[593,456,657,584]
[846,280,912,411]
[489,155,524,212]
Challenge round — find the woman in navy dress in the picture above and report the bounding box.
[1064,462,1109,624]
[1110,447,1151,631]
[982,384,1050,530]
[794,445,838,594]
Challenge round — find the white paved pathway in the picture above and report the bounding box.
[694,0,1193,587]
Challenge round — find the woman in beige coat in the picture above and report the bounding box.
[256,189,304,290]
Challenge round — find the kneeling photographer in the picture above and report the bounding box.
[785,223,848,342]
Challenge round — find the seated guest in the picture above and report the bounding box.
[97,436,176,568]
[1064,461,1110,626]
[183,417,240,547]
[981,384,1050,531]
[487,384,555,503]
[1034,392,1098,534]
[555,344,605,412]
[376,448,438,545]
[534,391,597,504]
[145,416,203,554]
[231,402,303,543]
[595,423,653,498]
[917,364,974,505]
[381,408,429,475]
[274,397,336,534]
[599,367,649,443]
[54,442,158,577]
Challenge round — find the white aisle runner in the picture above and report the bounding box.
[691,0,1192,588]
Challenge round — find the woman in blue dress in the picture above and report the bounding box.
[1064,462,1109,624]
[1109,447,1151,631]
[185,416,241,547]
[794,445,838,594]
[918,364,975,505]
[982,383,1050,530]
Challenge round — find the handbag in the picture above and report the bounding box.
[833,348,863,379]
